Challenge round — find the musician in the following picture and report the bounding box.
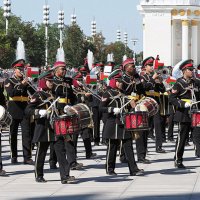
[91,61,104,145]
[99,70,144,176]
[169,59,200,168]
[141,56,166,153]
[52,61,83,170]
[25,71,75,183]
[4,59,33,164]
[120,58,149,164]
[71,72,96,159]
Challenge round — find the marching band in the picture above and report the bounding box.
[0,54,200,184]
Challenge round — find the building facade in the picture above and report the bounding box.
[137,0,200,66]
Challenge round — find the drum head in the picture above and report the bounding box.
[0,105,5,120]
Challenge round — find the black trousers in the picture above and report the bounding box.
[106,138,138,174]
[148,116,154,137]
[64,140,76,166]
[49,142,57,165]
[9,117,32,160]
[35,139,70,180]
[153,112,163,149]
[174,122,191,163]
[0,133,2,170]
[160,115,167,141]
[167,112,175,140]
[192,127,200,156]
[136,131,148,160]
[73,128,92,158]
[92,107,101,143]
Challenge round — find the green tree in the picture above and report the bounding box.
[104,42,133,64]
[63,24,86,67]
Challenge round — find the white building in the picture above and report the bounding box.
[137,0,200,66]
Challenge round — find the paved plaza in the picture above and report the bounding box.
[0,126,200,200]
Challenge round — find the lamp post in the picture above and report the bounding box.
[3,0,11,35]
[91,19,96,42]
[131,38,138,60]
[124,32,128,47]
[71,11,77,25]
[43,4,50,67]
[117,29,121,42]
[58,10,64,48]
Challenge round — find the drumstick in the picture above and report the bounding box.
[191,101,200,106]
[46,97,60,112]
[119,99,133,111]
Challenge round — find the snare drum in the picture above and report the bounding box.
[124,111,149,131]
[53,114,80,136]
[66,103,92,129]
[135,97,159,117]
[192,111,200,127]
[0,105,12,129]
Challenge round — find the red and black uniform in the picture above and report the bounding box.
[53,75,79,168]
[170,77,200,165]
[100,87,141,175]
[25,90,71,182]
[141,72,166,152]
[5,75,33,163]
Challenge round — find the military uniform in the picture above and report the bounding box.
[5,75,33,163]
[25,88,72,183]
[100,65,143,175]
[100,87,141,175]
[52,67,81,169]
[169,59,200,167]
[121,69,148,163]
[141,69,166,152]
[72,78,95,159]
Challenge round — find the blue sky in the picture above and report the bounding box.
[0,0,143,52]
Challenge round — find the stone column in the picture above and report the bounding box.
[182,20,189,60]
[191,20,198,65]
[171,20,176,66]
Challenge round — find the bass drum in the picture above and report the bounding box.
[66,103,93,129]
[0,105,12,129]
[135,97,159,117]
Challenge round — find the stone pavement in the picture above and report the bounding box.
[0,126,200,200]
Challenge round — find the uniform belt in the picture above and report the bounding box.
[161,92,169,96]
[146,91,160,97]
[9,96,28,102]
[181,99,192,104]
[58,98,70,103]
[127,95,140,101]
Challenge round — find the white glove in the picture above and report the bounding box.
[39,109,47,118]
[113,108,121,115]
[184,102,191,108]
[64,105,71,113]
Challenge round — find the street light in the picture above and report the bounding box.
[43,4,50,67]
[131,38,138,60]
[124,32,128,47]
[91,19,96,41]
[71,10,77,25]
[58,10,64,48]
[117,29,121,42]
[3,0,11,35]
